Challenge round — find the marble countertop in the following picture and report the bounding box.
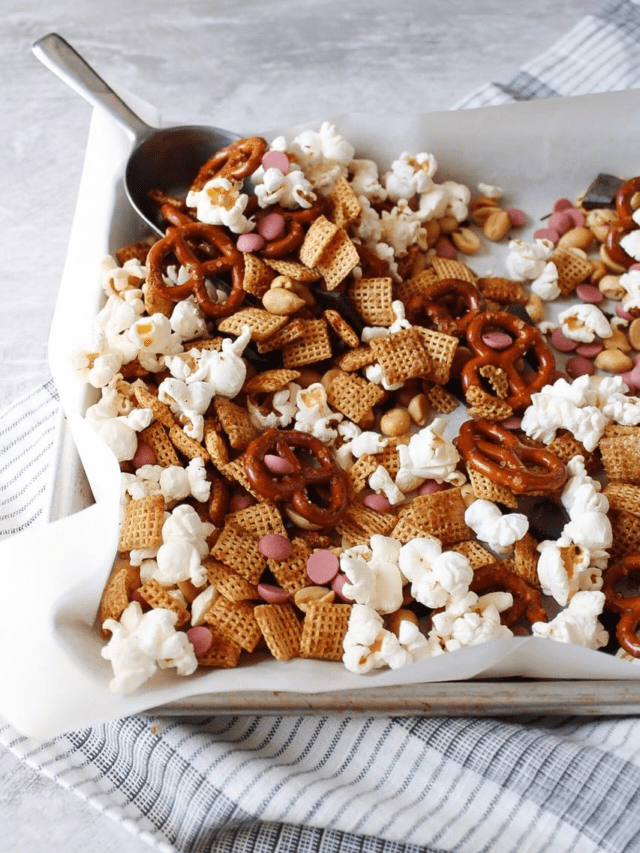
[2,0,603,850]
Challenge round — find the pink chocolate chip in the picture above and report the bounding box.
[435,240,457,260]
[307,549,340,585]
[258,212,286,240]
[576,283,603,304]
[482,331,513,350]
[132,440,157,469]
[533,227,560,243]
[548,211,573,235]
[576,342,603,358]
[257,583,290,604]
[228,493,254,511]
[551,327,578,352]
[566,355,595,379]
[259,533,293,561]
[262,150,290,174]
[418,480,448,495]
[506,208,527,227]
[616,303,635,321]
[363,493,392,512]
[187,626,213,657]
[264,453,296,474]
[622,370,639,392]
[567,207,585,228]
[237,232,265,252]
[552,197,574,213]
[500,416,522,430]
[332,572,354,603]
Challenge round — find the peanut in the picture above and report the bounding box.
[380,407,411,437]
[294,586,335,613]
[483,209,511,241]
[557,226,595,252]
[407,392,430,426]
[629,318,640,351]
[262,287,306,315]
[599,274,625,300]
[469,197,501,226]
[586,208,617,242]
[438,214,459,234]
[604,327,631,353]
[594,348,633,373]
[451,226,481,255]
[525,293,544,324]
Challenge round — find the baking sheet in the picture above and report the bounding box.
[3,90,640,738]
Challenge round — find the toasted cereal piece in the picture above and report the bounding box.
[183,337,224,352]
[450,540,496,570]
[325,370,386,424]
[325,176,362,228]
[115,237,155,266]
[214,397,260,450]
[210,523,267,583]
[256,318,307,353]
[299,602,352,661]
[263,257,322,282]
[226,500,287,538]
[316,230,359,291]
[169,425,211,461]
[394,268,439,304]
[119,494,165,551]
[390,516,441,546]
[336,345,377,372]
[347,453,380,494]
[431,257,478,283]
[208,475,230,527]
[255,603,303,661]
[137,578,191,628]
[282,318,333,368]
[369,327,433,385]
[479,363,510,399]
[599,425,640,483]
[546,430,598,472]
[205,558,259,601]
[335,518,372,547]
[268,536,313,593]
[299,216,340,267]
[203,420,231,470]
[99,559,141,637]
[398,488,471,545]
[204,596,262,652]
[242,253,276,297]
[348,277,395,326]
[220,456,263,500]
[196,632,243,668]
[476,276,528,305]
[413,327,459,385]
[243,368,301,395]
[467,466,518,509]
[551,246,592,295]
[425,383,459,414]
[464,384,514,421]
[513,532,541,588]
[218,306,289,341]
[133,385,177,428]
[603,481,640,516]
[608,510,640,561]
[138,421,181,467]
[324,309,360,348]
[374,439,404,478]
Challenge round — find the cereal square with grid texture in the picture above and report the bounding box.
[226,500,287,538]
[325,176,362,229]
[551,247,592,295]
[413,327,459,385]
[99,559,141,637]
[138,421,181,467]
[119,493,165,551]
[210,523,267,583]
[196,632,243,668]
[431,257,478,283]
[348,277,395,326]
[204,596,262,652]
[214,397,260,450]
[242,253,275,297]
[218,306,289,341]
[268,536,313,594]
[325,369,385,424]
[316,230,359,291]
[599,425,640,483]
[137,578,191,628]
[205,559,259,601]
[369,327,432,385]
[394,268,439,304]
[300,602,352,661]
[282,318,333,368]
[255,603,303,661]
[398,488,471,545]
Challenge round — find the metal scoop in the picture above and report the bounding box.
[32,33,241,236]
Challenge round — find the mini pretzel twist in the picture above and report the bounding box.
[455,418,567,494]
[146,221,245,317]
[406,278,487,337]
[461,311,556,413]
[190,136,269,192]
[604,176,640,269]
[257,198,326,259]
[470,564,547,627]
[244,428,349,528]
[603,555,640,657]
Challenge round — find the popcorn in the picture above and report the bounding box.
[85,385,153,461]
[348,159,387,204]
[464,499,529,555]
[144,504,214,588]
[531,590,608,649]
[620,269,640,313]
[398,538,474,609]
[504,237,553,281]
[430,592,514,652]
[557,303,613,343]
[395,418,462,491]
[384,152,438,202]
[340,535,405,614]
[186,177,253,233]
[530,261,560,300]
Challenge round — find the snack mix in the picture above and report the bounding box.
[78,124,640,693]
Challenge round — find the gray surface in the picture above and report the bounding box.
[2,1,605,851]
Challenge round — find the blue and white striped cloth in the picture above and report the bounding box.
[3,2,640,850]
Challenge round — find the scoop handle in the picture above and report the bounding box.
[32,33,151,143]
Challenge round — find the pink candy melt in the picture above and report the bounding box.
[237,232,265,252]
[616,303,635,321]
[533,227,560,243]
[307,549,340,584]
[332,572,354,603]
[132,440,157,468]
[264,453,296,474]
[576,342,603,358]
[258,212,286,240]
[507,208,527,227]
[258,583,290,604]
[187,626,213,657]
[576,283,603,303]
[363,493,392,512]
[482,331,513,350]
[551,327,578,352]
[553,197,574,212]
[259,533,293,560]
[548,211,573,235]
[566,356,595,378]
[436,241,457,259]
[418,480,448,495]
[228,493,254,511]
[262,150,290,174]
[567,208,585,228]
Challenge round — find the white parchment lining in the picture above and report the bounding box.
[2,90,640,737]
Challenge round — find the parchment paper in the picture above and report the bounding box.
[3,90,640,738]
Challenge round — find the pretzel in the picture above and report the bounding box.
[243,427,349,528]
[146,222,246,317]
[406,278,486,337]
[469,564,547,627]
[616,176,640,225]
[461,311,556,413]
[190,136,269,192]
[602,176,640,269]
[602,555,640,657]
[455,417,567,494]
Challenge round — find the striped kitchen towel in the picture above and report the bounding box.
[3,2,640,851]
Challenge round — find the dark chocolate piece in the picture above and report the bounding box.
[581,173,625,211]
[313,287,366,336]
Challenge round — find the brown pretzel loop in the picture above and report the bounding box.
[602,556,640,658]
[616,177,640,225]
[461,311,556,413]
[455,418,567,494]
[469,564,548,627]
[146,222,245,317]
[243,428,349,527]
[256,197,326,259]
[190,137,269,192]
[605,220,638,270]
[406,278,487,337]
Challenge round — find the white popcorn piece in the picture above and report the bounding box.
[536,537,594,606]
[186,177,253,233]
[348,158,387,204]
[619,229,640,263]
[368,465,405,506]
[398,538,474,610]
[284,122,355,195]
[620,269,640,314]
[248,384,299,432]
[464,499,528,555]
[395,418,462,491]
[340,535,405,614]
[504,238,554,281]
[127,314,183,372]
[100,255,146,297]
[348,430,388,459]
[102,601,198,693]
[531,590,608,649]
[477,182,503,200]
[557,303,613,343]
[169,297,208,342]
[430,592,513,652]
[378,203,425,257]
[158,377,215,442]
[148,504,215,588]
[530,261,561,301]
[293,383,343,443]
[384,152,438,202]
[85,385,153,462]
[123,458,211,505]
